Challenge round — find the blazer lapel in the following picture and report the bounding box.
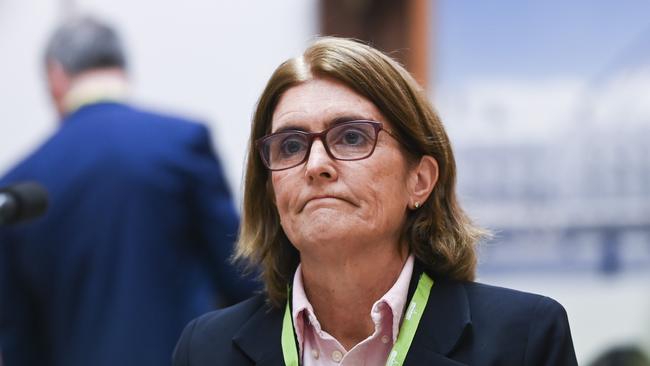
[232,301,286,366]
[404,262,472,366]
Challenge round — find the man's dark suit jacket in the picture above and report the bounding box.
[0,102,257,366]
[173,263,578,366]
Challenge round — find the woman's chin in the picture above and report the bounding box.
[290,219,355,243]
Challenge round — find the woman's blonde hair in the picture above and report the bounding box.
[236,37,486,307]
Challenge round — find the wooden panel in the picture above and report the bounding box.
[320,0,431,89]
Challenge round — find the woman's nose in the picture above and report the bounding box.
[304,139,338,181]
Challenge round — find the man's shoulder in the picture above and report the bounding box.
[128,104,203,127]
[64,102,213,162]
[70,102,206,132]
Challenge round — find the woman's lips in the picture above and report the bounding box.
[301,195,355,211]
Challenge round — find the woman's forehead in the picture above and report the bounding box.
[270,78,385,132]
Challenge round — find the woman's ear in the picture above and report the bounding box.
[408,155,438,208]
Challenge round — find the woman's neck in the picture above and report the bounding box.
[299,244,408,350]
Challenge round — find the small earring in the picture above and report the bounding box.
[414,202,420,209]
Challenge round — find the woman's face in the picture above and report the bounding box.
[269,77,415,260]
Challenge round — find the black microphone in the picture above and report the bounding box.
[0,182,49,226]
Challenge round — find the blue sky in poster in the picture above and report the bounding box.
[433,0,650,144]
[436,0,650,87]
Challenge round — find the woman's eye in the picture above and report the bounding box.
[280,138,306,155]
[343,131,362,144]
[337,128,370,146]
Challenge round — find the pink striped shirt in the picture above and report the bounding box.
[291,255,414,365]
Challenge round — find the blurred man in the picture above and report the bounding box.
[0,16,256,366]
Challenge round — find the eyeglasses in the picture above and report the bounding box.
[256,120,399,171]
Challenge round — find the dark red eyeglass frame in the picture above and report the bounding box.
[256,120,400,171]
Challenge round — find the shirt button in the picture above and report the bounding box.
[311,349,319,359]
[331,350,343,363]
[381,335,390,344]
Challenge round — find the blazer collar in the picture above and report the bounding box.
[403,261,472,365]
[231,261,472,365]
[232,298,286,366]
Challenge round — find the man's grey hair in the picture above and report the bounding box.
[44,16,127,76]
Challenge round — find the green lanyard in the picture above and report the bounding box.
[281,273,434,366]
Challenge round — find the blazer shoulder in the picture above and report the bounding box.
[459,281,576,365]
[173,294,267,366]
[462,281,562,310]
[186,294,266,340]
[461,281,571,329]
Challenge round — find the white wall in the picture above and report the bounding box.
[0,0,59,176]
[0,0,319,203]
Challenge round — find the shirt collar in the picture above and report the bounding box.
[291,254,415,349]
[379,254,414,342]
[63,73,129,114]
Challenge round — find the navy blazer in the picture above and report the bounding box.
[173,263,577,365]
[0,103,257,366]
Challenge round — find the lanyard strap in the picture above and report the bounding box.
[281,294,300,366]
[281,273,434,366]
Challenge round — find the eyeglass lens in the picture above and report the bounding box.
[260,121,379,170]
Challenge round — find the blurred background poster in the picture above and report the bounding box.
[435,2,650,364]
[1,0,649,364]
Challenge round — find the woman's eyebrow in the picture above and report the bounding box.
[273,124,309,133]
[330,115,373,125]
[272,114,374,133]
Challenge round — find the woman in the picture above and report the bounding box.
[173,37,577,366]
